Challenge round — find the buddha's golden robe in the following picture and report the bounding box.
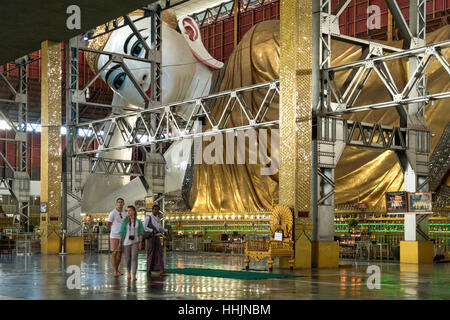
[189,21,450,212]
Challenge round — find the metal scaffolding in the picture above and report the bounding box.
[1,0,448,245]
[429,123,450,192]
[0,58,31,232]
[324,42,450,115]
[63,3,163,235]
[310,0,449,243]
[73,81,279,155]
[64,1,449,243]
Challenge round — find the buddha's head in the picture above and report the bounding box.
[86,10,223,109]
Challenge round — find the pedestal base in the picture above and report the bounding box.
[40,233,61,254]
[400,241,434,264]
[65,237,84,254]
[293,225,312,269]
[312,241,339,268]
[279,257,292,269]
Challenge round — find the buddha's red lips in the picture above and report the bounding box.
[145,84,151,98]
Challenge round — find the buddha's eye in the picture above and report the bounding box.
[131,41,144,57]
[113,72,126,90]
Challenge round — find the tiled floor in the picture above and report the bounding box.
[0,252,448,300]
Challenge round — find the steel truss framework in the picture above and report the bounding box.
[63,3,163,234]
[429,123,450,192]
[67,5,162,118]
[81,157,146,176]
[191,0,277,27]
[73,81,280,155]
[344,120,408,150]
[55,1,447,241]
[0,58,30,231]
[0,1,445,243]
[311,0,448,242]
[324,41,450,115]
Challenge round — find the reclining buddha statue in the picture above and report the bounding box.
[81,9,450,214]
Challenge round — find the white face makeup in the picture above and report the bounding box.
[97,19,152,107]
[96,16,210,111]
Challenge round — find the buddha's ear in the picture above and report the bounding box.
[178,15,224,70]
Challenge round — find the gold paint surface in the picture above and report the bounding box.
[279,0,312,216]
[40,40,62,238]
[189,21,280,213]
[334,26,450,206]
[270,205,293,238]
[188,22,450,212]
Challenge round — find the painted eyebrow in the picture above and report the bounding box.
[105,64,122,83]
[123,28,147,54]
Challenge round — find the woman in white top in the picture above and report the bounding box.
[119,205,144,281]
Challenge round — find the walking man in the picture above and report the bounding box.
[144,204,168,276]
[106,198,126,277]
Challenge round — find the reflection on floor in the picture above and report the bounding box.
[0,252,449,300]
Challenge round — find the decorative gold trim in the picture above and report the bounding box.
[270,204,293,239]
[162,10,178,30]
[245,205,294,271]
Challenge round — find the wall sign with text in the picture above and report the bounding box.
[407,192,432,212]
[385,192,407,213]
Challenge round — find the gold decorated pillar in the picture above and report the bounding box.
[279,0,313,268]
[40,40,62,254]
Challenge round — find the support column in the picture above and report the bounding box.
[40,40,62,254]
[62,38,84,253]
[311,1,340,268]
[397,0,432,264]
[279,0,313,268]
[14,61,31,233]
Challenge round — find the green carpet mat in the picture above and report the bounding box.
[165,268,304,280]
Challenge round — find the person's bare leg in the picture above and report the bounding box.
[131,243,138,281]
[115,251,123,275]
[112,252,120,277]
[123,245,131,279]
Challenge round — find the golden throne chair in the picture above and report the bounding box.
[244,205,294,271]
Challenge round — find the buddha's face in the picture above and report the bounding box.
[96,16,206,109]
[97,18,153,107]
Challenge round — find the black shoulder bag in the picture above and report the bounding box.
[144,216,156,240]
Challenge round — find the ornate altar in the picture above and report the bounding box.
[244,205,294,271]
